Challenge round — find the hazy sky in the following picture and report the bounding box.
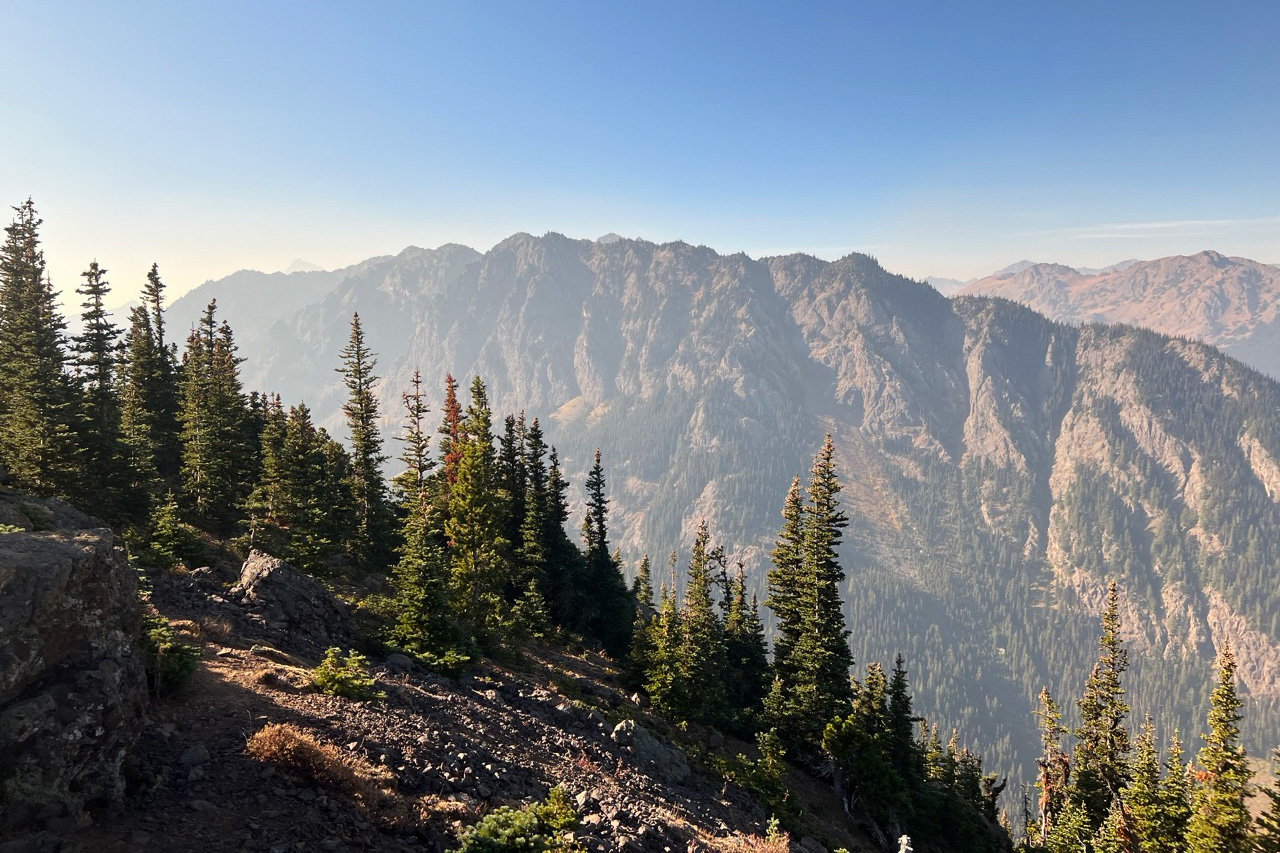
[2,1,1277,305]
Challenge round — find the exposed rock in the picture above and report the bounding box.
[610,720,690,783]
[0,524,145,838]
[229,550,351,653]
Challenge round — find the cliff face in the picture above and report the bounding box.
[0,492,145,837]
[197,233,1280,788]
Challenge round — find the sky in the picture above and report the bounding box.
[2,0,1278,306]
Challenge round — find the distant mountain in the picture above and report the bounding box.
[190,233,1280,797]
[960,250,1280,377]
[283,259,324,273]
[924,275,971,296]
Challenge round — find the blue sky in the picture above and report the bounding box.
[2,1,1277,303]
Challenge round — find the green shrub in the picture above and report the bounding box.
[454,786,582,852]
[313,647,383,701]
[139,611,201,695]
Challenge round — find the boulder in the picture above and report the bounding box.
[0,526,145,837]
[610,720,690,783]
[230,550,351,653]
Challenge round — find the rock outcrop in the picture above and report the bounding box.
[229,550,351,653]
[0,495,145,838]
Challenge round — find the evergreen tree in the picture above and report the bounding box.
[446,436,505,638]
[127,263,181,481]
[765,435,854,752]
[578,448,633,658]
[1071,580,1131,832]
[1155,732,1191,853]
[671,521,728,724]
[0,199,80,496]
[391,370,433,512]
[437,373,463,488]
[178,301,249,532]
[721,561,770,733]
[643,573,683,719]
[72,261,132,519]
[887,654,922,783]
[1186,644,1253,853]
[624,554,656,690]
[1033,687,1071,845]
[336,313,393,568]
[1123,717,1163,852]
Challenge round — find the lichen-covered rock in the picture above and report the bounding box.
[610,719,690,784]
[229,550,351,653]
[0,526,145,836]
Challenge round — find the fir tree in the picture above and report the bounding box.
[0,199,80,496]
[446,437,505,637]
[336,313,393,568]
[1186,644,1253,853]
[437,373,462,488]
[131,264,181,480]
[178,301,249,532]
[722,561,770,733]
[1034,686,1071,845]
[72,261,132,519]
[578,448,634,658]
[391,370,434,512]
[1123,717,1163,852]
[672,521,728,724]
[1071,580,1131,832]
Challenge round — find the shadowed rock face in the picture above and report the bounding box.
[229,550,352,653]
[0,492,144,836]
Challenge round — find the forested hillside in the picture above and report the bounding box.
[184,231,1280,806]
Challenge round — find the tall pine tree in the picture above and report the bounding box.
[336,313,393,568]
[1186,644,1253,853]
[0,199,80,496]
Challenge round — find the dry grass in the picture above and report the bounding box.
[246,723,392,808]
[705,831,791,852]
[195,614,233,643]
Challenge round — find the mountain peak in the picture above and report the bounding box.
[284,259,323,274]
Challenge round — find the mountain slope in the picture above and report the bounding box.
[192,234,1280,801]
[960,251,1280,378]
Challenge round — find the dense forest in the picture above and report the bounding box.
[5,198,1280,851]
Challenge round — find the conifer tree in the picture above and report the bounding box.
[391,371,433,512]
[1123,717,1163,851]
[178,301,249,532]
[336,313,393,568]
[887,654,922,783]
[516,418,557,619]
[803,432,855,725]
[672,521,728,724]
[72,261,131,519]
[624,555,656,689]
[1071,580,1131,831]
[124,264,181,481]
[643,574,683,718]
[765,435,854,752]
[1156,733,1191,853]
[1034,687,1071,845]
[0,199,80,496]
[446,435,505,637]
[437,373,463,488]
[721,561,769,732]
[1186,644,1253,853]
[578,448,634,658]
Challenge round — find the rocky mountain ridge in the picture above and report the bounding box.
[171,232,1280,798]
[960,250,1280,378]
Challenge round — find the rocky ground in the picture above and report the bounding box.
[38,553,867,853]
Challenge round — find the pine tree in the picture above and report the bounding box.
[887,654,922,783]
[1071,580,1131,832]
[671,521,728,724]
[765,436,854,752]
[437,373,463,488]
[391,370,434,512]
[624,554,656,690]
[1186,644,1253,853]
[336,313,393,568]
[0,199,80,496]
[1123,717,1163,852]
[446,436,505,638]
[644,574,683,719]
[578,449,633,658]
[1034,686,1071,845]
[1155,732,1191,853]
[72,261,131,520]
[177,301,250,532]
[721,561,770,732]
[129,263,181,481]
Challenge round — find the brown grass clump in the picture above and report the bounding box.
[707,832,791,852]
[246,723,392,808]
[195,614,233,643]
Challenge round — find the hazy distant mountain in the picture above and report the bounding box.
[190,233,1280,794]
[924,275,971,296]
[961,250,1280,377]
[284,259,324,273]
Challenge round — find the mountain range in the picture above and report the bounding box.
[167,234,1280,797]
[958,250,1280,378]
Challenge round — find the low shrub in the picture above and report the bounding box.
[139,610,201,695]
[454,786,582,852]
[313,647,384,701]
